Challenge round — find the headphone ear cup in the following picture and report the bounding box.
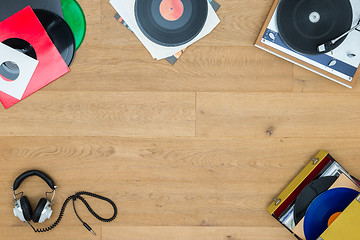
[19,196,33,222]
[32,198,48,223]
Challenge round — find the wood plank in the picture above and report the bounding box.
[196,92,360,138]
[97,46,292,92]
[78,0,101,46]
[0,92,195,137]
[102,227,292,240]
[35,46,292,93]
[2,137,360,184]
[0,226,101,240]
[293,66,360,93]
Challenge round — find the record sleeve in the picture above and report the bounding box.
[0,7,69,109]
[0,42,39,100]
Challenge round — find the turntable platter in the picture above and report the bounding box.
[277,0,353,54]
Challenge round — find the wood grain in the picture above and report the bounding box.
[1,0,360,239]
[102,226,293,240]
[293,66,360,93]
[196,92,360,138]
[0,92,195,137]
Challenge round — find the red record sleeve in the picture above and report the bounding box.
[0,6,69,109]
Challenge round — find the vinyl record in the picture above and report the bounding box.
[135,0,208,47]
[277,0,353,55]
[2,38,37,60]
[0,0,64,22]
[304,188,359,240]
[293,176,338,225]
[61,0,86,50]
[34,9,75,66]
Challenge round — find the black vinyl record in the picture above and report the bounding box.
[0,0,64,22]
[277,0,353,55]
[293,176,338,225]
[2,38,37,60]
[34,9,75,66]
[135,0,208,47]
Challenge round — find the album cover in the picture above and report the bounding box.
[255,0,360,88]
[114,0,221,64]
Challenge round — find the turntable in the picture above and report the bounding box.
[256,0,360,88]
[267,151,360,239]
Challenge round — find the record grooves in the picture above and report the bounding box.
[293,176,337,225]
[277,0,353,54]
[34,9,75,66]
[135,0,208,47]
[61,0,86,50]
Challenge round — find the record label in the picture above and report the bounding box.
[159,0,184,21]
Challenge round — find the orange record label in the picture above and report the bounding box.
[159,0,184,21]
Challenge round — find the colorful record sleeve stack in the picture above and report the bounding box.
[110,0,221,64]
[268,150,360,240]
[0,0,86,109]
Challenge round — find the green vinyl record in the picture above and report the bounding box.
[61,0,86,50]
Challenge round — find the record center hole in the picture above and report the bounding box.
[159,0,184,21]
[0,61,20,81]
[309,12,320,23]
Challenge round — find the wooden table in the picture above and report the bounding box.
[1,0,360,239]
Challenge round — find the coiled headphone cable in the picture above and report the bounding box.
[27,191,117,235]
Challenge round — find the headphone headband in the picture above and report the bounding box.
[13,170,55,191]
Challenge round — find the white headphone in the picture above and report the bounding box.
[12,170,56,223]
